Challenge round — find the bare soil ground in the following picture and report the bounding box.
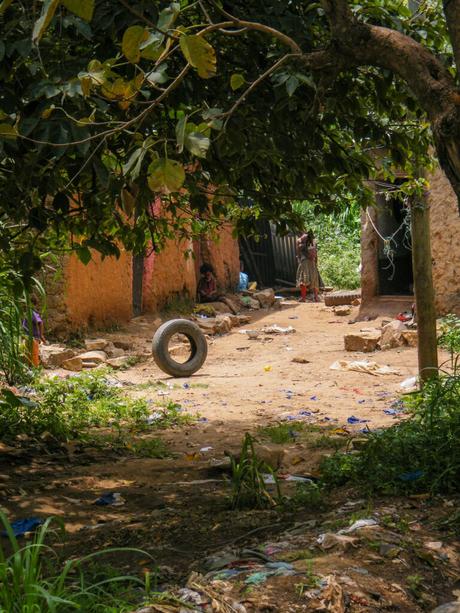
[1,302,459,611]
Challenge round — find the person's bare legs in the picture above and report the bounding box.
[299,284,307,302]
[313,287,319,302]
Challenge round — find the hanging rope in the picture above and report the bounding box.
[366,199,411,281]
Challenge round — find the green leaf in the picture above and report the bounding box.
[61,0,94,21]
[147,158,185,194]
[230,73,245,91]
[76,245,92,265]
[175,115,188,153]
[145,64,169,85]
[179,34,216,79]
[0,0,14,15]
[122,25,148,63]
[202,107,223,131]
[32,0,60,43]
[157,2,180,31]
[123,147,146,180]
[286,75,300,97]
[0,123,18,139]
[185,131,210,158]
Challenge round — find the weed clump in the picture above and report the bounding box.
[229,433,281,509]
[321,372,460,494]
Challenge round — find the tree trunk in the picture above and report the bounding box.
[410,198,438,382]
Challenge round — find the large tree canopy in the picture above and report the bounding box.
[0,0,456,277]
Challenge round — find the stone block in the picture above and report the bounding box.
[333,305,351,316]
[62,356,83,371]
[40,345,76,368]
[84,338,109,351]
[79,350,108,364]
[107,356,129,369]
[379,321,406,350]
[402,330,418,347]
[344,330,381,352]
[253,288,275,308]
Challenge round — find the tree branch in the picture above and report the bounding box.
[443,0,460,75]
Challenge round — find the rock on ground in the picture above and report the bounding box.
[344,329,381,352]
[253,288,275,308]
[84,338,109,351]
[40,345,75,368]
[61,356,83,371]
[379,321,407,350]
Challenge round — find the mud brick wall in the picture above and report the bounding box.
[425,167,460,316]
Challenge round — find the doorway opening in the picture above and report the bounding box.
[376,191,413,296]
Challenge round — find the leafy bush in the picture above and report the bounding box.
[229,433,281,509]
[439,314,460,370]
[0,512,156,612]
[321,372,460,494]
[293,200,361,290]
[0,371,150,440]
[0,266,43,385]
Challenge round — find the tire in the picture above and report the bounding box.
[324,290,361,307]
[152,319,208,377]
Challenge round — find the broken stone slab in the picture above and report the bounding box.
[107,356,130,369]
[431,603,460,613]
[197,318,231,335]
[237,314,252,325]
[62,356,83,371]
[79,350,108,365]
[105,345,125,358]
[112,339,134,351]
[84,338,109,351]
[379,320,407,350]
[253,288,275,308]
[40,344,76,368]
[216,315,234,333]
[333,305,351,316]
[344,329,381,352]
[402,330,418,347]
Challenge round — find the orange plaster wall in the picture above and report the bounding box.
[201,224,240,291]
[142,238,197,312]
[63,250,133,329]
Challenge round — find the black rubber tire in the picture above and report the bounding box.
[324,290,361,307]
[152,319,208,377]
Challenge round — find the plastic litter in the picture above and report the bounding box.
[330,360,401,376]
[310,395,318,401]
[263,474,312,484]
[338,518,378,534]
[264,365,272,372]
[298,410,312,416]
[263,325,296,335]
[347,415,369,424]
[400,376,418,391]
[399,469,424,481]
[94,492,125,506]
[200,446,213,452]
[183,383,190,389]
[2,517,43,537]
[197,417,208,422]
[357,399,366,404]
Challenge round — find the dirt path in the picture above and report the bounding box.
[2,303,458,611]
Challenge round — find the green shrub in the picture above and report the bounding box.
[0,512,154,612]
[321,372,460,494]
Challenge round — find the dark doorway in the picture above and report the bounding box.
[376,193,413,296]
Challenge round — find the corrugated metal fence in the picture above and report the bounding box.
[239,222,297,287]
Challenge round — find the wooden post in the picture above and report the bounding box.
[410,198,438,381]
